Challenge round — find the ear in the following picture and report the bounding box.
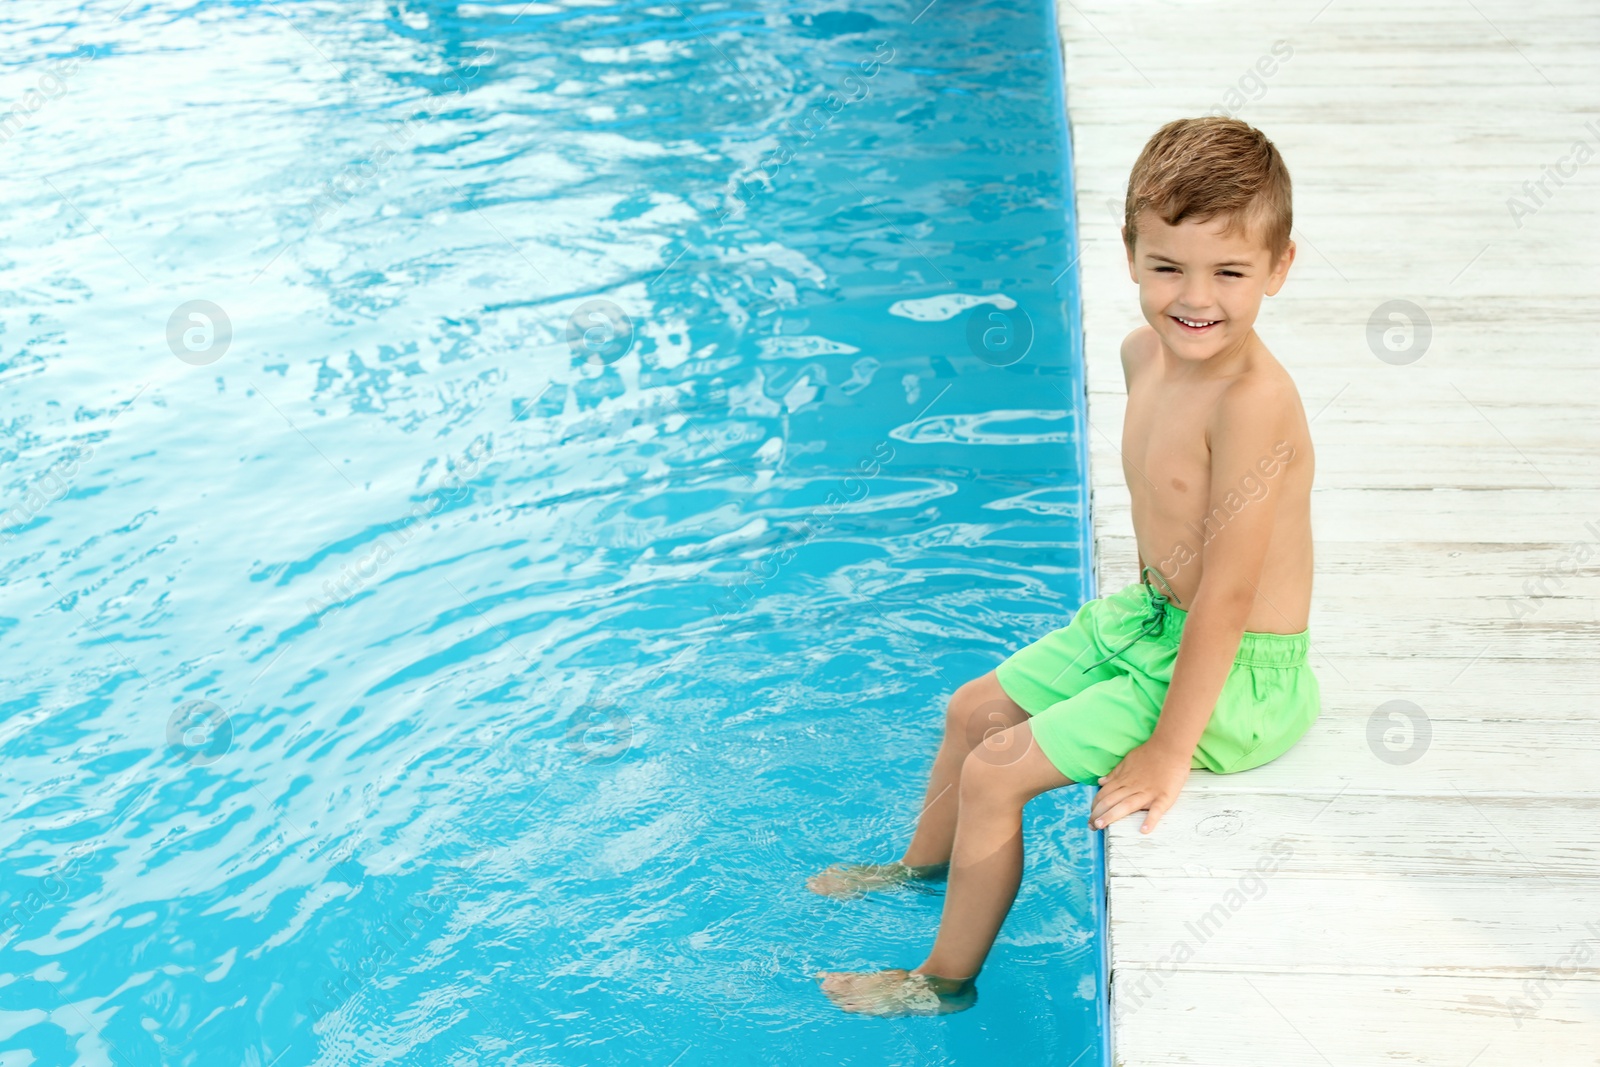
[1125,230,1139,283]
[1264,240,1295,296]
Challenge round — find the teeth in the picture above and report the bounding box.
[1176,316,1217,328]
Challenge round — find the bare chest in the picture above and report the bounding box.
[1121,378,1221,512]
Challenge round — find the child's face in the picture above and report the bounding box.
[1124,208,1295,363]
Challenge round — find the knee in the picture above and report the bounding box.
[944,673,1023,751]
[958,728,1031,806]
[943,678,986,734]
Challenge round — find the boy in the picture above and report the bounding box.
[810,116,1320,1017]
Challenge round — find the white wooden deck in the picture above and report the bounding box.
[1054,2,1600,1063]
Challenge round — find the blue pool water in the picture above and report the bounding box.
[0,0,1102,1063]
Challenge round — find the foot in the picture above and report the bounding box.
[814,967,978,1017]
[806,861,948,899]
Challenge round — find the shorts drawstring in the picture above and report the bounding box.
[1079,566,1179,674]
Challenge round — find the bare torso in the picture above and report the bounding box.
[1120,325,1315,634]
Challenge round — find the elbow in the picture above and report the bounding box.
[1192,582,1257,625]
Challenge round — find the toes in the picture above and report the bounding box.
[806,876,838,896]
[818,970,874,1002]
[806,866,856,897]
[815,969,917,1015]
[816,968,978,1017]
[816,971,856,995]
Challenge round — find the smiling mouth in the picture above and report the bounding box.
[1170,315,1221,333]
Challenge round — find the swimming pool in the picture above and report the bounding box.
[0,0,1103,1062]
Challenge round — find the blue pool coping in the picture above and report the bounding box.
[1040,2,1113,1063]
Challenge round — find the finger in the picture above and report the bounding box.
[1091,783,1138,823]
[1093,793,1150,830]
[1090,783,1133,823]
[1140,797,1172,835]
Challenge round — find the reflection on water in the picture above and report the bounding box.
[0,0,1101,1063]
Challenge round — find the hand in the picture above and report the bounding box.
[1089,738,1193,834]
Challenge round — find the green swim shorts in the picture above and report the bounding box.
[994,571,1320,784]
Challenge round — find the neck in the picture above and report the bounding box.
[1161,329,1257,380]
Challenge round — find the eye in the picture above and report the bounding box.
[1219,271,1243,278]
[1154,266,1178,273]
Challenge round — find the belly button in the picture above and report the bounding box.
[1171,477,1187,492]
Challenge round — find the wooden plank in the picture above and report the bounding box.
[1059,0,1600,1060]
[1098,534,1600,592]
[1194,717,1600,796]
[1103,791,1600,880]
[1090,489,1600,541]
[1108,971,1600,1067]
[1109,875,1600,978]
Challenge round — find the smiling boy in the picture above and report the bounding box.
[810,116,1321,1016]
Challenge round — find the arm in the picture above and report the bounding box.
[1147,380,1289,757]
[1091,379,1294,833]
[1124,327,1155,587]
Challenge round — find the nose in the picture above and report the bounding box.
[1180,273,1215,310]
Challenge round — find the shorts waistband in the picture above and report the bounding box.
[1146,585,1309,668]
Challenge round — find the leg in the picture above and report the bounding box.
[806,670,1028,898]
[816,721,1073,1016]
[900,670,1030,867]
[915,720,1072,979]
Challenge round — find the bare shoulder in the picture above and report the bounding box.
[1211,348,1311,449]
[1117,325,1158,390]
[1209,350,1312,476]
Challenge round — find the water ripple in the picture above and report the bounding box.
[0,0,1099,1063]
